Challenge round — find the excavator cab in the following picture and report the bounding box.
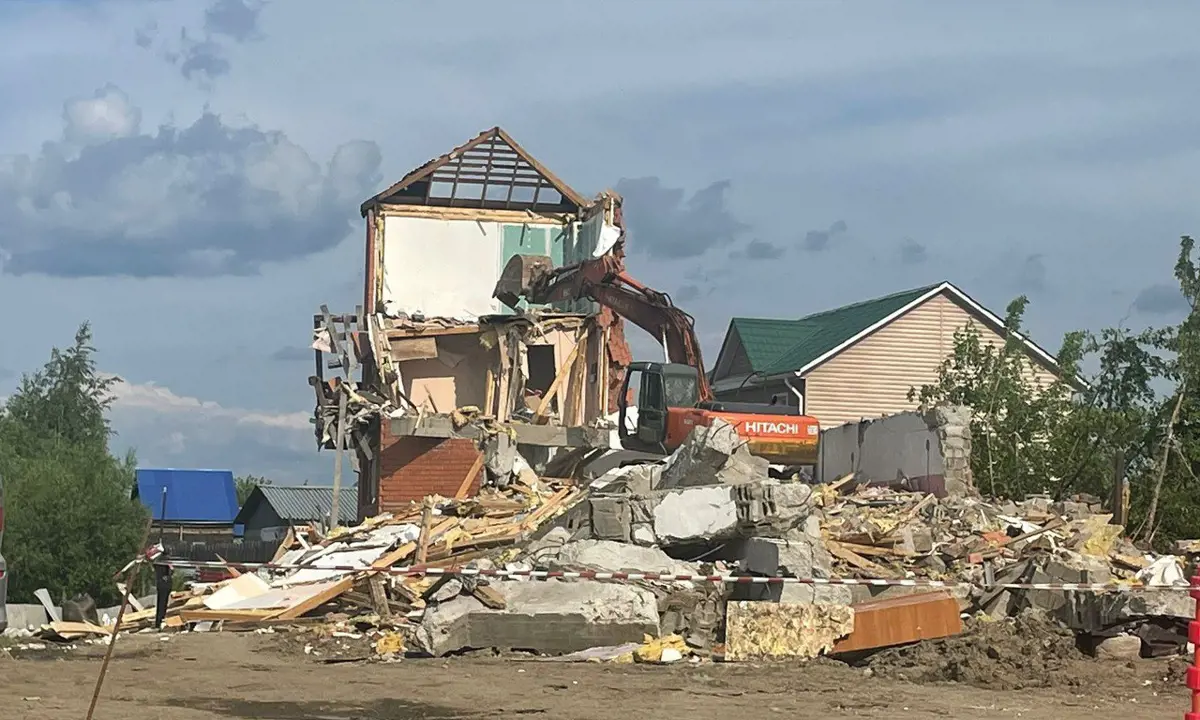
[618,361,701,453]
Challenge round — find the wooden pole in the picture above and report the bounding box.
[86,514,155,720]
[1110,449,1128,527]
[330,386,348,531]
[416,497,435,565]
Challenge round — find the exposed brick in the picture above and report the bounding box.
[375,423,482,512]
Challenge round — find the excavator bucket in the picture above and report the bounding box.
[493,254,555,309]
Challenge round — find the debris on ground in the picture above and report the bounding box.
[864,613,1083,690]
[48,406,1196,681]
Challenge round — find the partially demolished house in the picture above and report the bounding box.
[311,128,632,521]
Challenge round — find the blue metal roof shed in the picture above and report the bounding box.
[134,468,239,524]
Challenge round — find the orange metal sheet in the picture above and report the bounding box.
[831,591,963,654]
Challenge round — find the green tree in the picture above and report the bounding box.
[0,324,147,606]
[909,235,1200,548]
[1134,236,1200,544]
[908,296,1085,498]
[4,323,120,452]
[235,474,272,506]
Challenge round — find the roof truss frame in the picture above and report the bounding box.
[360,127,587,215]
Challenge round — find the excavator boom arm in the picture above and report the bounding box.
[494,254,713,400]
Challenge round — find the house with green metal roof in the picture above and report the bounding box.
[709,282,1068,429]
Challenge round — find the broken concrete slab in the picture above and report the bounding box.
[631,524,656,546]
[590,463,661,495]
[724,601,855,661]
[412,594,485,657]
[1119,590,1195,620]
[780,584,855,606]
[1025,554,1113,615]
[550,540,697,576]
[738,534,849,606]
[659,420,770,490]
[430,578,465,603]
[414,580,661,656]
[471,581,660,654]
[652,485,739,543]
[4,604,55,630]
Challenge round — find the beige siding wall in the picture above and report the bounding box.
[804,294,1061,428]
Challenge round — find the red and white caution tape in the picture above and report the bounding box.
[157,558,1191,594]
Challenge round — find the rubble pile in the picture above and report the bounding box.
[814,480,1193,637]
[28,416,1195,669]
[30,478,588,648]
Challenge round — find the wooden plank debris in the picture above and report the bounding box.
[80,476,584,636]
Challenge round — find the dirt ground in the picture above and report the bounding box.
[0,630,1187,720]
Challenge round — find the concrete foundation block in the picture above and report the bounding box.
[415,581,660,656]
[589,497,632,542]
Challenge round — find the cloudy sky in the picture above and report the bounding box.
[1,0,1196,482]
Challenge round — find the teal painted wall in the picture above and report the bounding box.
[498,223,579,314]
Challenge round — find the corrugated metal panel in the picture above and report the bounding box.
[805,295,1061,428]
[255,485,358,525]
[134,468,238,523]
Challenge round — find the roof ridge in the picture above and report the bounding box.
[795,282,944,322]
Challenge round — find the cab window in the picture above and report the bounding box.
[663,375,699,407]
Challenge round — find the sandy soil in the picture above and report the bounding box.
[0,631,1187,720]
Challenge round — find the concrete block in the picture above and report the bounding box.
[740,536,823,579]
[590,462,662,495]
[430,578,464,603]
[4,604,53,630]
[652,486,739,543]
[625,464,663,495]
[589,497,631,542]
[629,496,655,524]
[739,538,781,576]
[1121,591,1195,620]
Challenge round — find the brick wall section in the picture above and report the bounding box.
[376,423,483,512]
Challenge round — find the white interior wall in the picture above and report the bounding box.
[381,215,503,319]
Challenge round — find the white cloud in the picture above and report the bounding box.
[105,375,328,481]
[0,83,382,278]
[63,84,141,144]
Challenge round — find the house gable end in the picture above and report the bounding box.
[789,283,1072,384]
[758,285,940,377]
[361,127,587,215]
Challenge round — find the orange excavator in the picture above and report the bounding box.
[494,254,820,466]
